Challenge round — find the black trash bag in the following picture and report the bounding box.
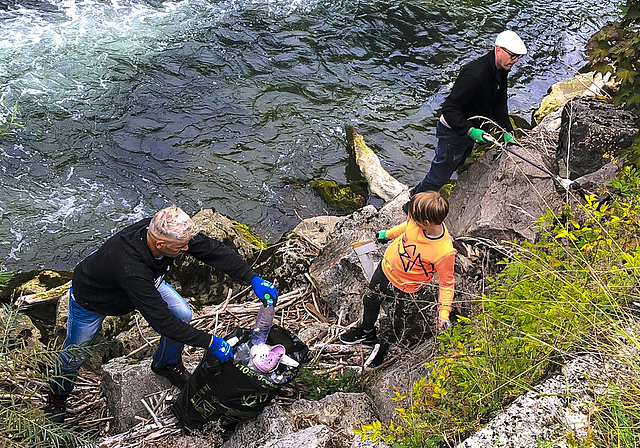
[173,325,309,432]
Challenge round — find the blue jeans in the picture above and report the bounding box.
[49,281,192,396]
[414,121,475,194]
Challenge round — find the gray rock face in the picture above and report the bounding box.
[445,107,565,242]
[573,161,620,192]
[558,97,637,179]
[0,307,42,350]
[168,208,262,305]
[290,392,378,435]
[222,404,293,448]
[458,353,638,448]
[261,425,335,448]
[446,143,562,242]
[447,96,632,243]
[101,357,174,433]
[308,226,373,324]
[368,339,436,423]
[222,392,379,448]
[170,208,322,302]
[252,232,320,291]
[294,216,344,249]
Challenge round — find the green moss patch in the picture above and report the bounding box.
[232,221,267,249]
[309,180,367,215]
[0,269,73,303]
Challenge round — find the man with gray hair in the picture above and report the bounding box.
[46,205,278,422]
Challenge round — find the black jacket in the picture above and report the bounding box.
[442,50,513,136]
[72,218,256,349]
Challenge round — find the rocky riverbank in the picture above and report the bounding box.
[3,70,640,448]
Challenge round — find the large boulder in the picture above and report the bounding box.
[0,307,42,350]
[168,208,265,305]
[2,270,73,327]
[293,215,344,250]
[252,232,322,292]
[459,350,639,448]
[101,357,176,433]
[222,392,379,448]
[558,97,637,179]
[368,339,436,423]
[169,209,324,303]
[445,137,563,242]
[289,392,378,436]
[447,96,635,243]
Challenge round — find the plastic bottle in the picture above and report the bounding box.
[250,294,275,346]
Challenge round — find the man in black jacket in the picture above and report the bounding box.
[412,30,527,194]
[45,205,278,422]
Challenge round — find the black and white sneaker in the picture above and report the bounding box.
[339,327,378,346]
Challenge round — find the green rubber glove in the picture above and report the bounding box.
[376,230,390,244]
[467,127,486,144]
[502,132,521,147]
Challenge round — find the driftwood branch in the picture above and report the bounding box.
[345,125,408,201]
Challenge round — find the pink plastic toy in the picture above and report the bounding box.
[250,344,286,373]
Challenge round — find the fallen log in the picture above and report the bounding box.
[14,281,70,307]
[345,125,407,201]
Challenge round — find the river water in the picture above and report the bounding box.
[0,0,621,271]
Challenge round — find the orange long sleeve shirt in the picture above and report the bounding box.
[381,219,456,319]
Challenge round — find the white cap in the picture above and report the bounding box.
[495,30,527,55]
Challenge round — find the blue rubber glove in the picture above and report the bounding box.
[467,127,486,144]
[250,276,278,306]
[502,132,521,147]
[376,230,390,244]
[208,335,234,362]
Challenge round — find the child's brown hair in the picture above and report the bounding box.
[407,191,449,225]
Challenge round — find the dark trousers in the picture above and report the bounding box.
[362,263,408,330]
[414,121,475,193]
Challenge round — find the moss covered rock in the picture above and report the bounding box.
[0,269,72,303]
[168,208,268,304]
[309,180,366,215]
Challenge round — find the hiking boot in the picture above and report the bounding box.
[339,327,377,346]
[44,393,68,423]
[151,360,189,388]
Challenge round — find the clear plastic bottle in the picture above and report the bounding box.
[250,295,275,346]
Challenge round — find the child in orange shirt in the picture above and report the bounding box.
[340,191,456,345]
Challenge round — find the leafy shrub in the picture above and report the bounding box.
[586,0,640,167]
[586,0,640,115]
